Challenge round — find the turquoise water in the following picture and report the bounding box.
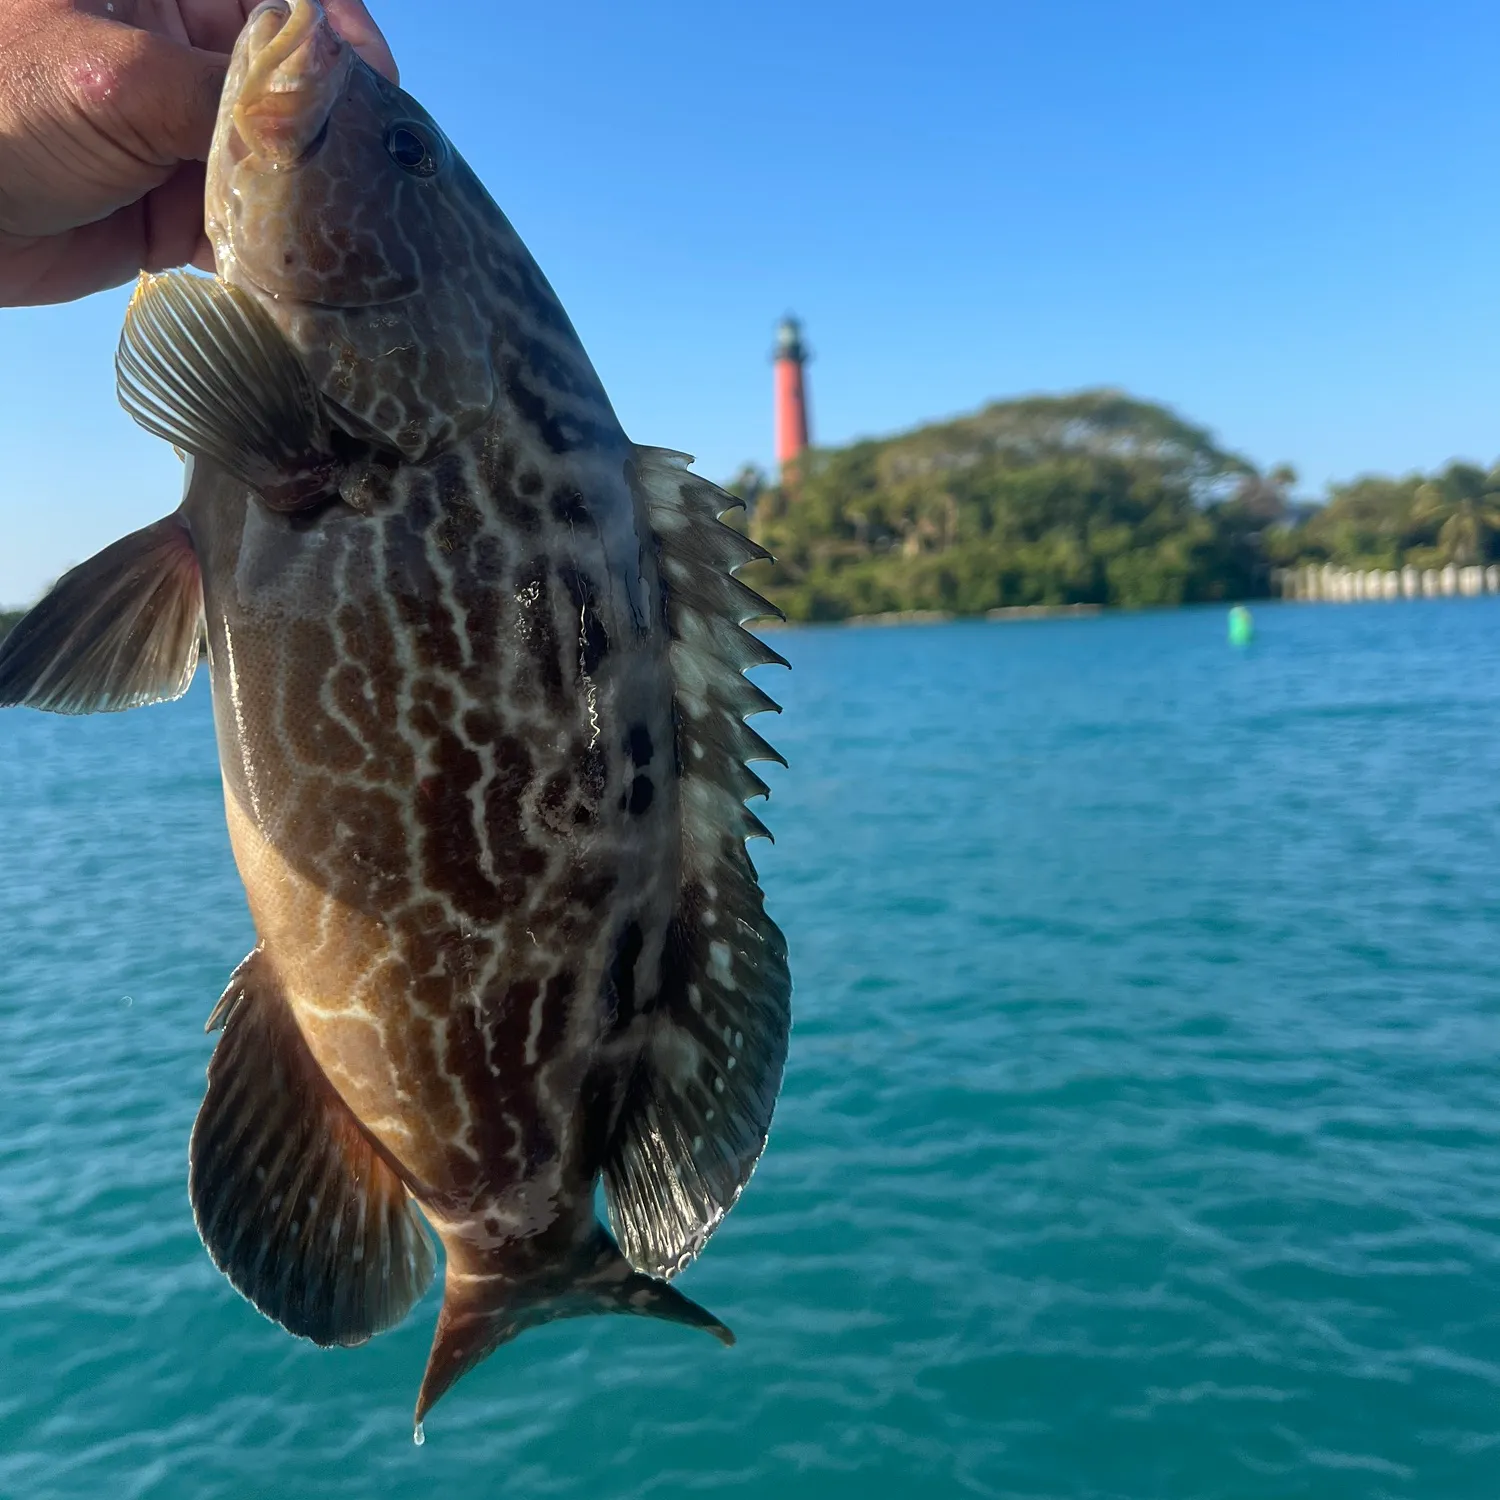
[4,601,1500,1498]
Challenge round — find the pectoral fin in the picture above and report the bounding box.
[602,449,791,1280]
[189,950,436,1347]
[0,514,202,714]
[117,271,338,512]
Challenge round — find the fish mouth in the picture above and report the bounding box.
[230,0,352,167]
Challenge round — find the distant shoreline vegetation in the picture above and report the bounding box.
[728,389,1500,624]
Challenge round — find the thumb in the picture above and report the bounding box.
[0,7,226,239]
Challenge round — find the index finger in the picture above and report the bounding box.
[325,0,397,85]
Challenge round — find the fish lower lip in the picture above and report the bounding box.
[233,0,347,165]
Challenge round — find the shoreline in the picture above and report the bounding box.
[761,602,1112,629]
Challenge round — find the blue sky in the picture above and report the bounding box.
[4,0,1500,603]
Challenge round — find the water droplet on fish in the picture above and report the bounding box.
[413,1421,425,1447]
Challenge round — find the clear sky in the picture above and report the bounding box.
[4,0,1500,604]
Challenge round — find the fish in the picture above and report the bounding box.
[0,0,789,1434]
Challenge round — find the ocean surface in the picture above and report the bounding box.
[3,600,1500,1499]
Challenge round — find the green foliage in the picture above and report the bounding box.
[742,388,1278,621]
[1268,460,1500,573]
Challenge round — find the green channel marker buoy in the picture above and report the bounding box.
[1227,605,1254,647]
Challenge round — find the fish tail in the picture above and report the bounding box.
[415,1222,732,1426]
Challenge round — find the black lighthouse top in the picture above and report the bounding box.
[774,316,807,363]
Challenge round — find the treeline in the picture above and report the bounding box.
[1263,461,1500,575]
[729,389,1500,622]
[731,390,1292,621]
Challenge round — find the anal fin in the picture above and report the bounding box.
[189,950,436,1347]
[0,514,202,714]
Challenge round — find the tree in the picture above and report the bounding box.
[743,388,1271,620]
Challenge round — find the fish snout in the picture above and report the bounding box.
[231,0,352,167]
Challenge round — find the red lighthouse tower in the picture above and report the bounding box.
[774,315,811,479]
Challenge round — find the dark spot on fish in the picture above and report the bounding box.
[514,324,601,404]
[444,1002,487,1079]
[498,355,614,456]
[421,729,501,921]
[507,977,540,1010]
[409,702,441,741]
[484,736,535,901]
[434,501,482,556]
[568,867,617,912]
[524,1116,557,1173]
[519,469,543,497]
[511,260,572,338]
[477,433,540,533]
[460,588,503,676]
[464,708,499,745]
[609,921,644,1027]
[473,534,505,579]
[627,725,653,766]
[551,486,591,528]
[627,775,654,816]
[429,450,463,488]
[576,1065,618,1174]
[535,972,575,1060]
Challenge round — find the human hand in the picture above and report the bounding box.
[0,0,397,305]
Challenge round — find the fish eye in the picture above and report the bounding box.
[385,124,440,177]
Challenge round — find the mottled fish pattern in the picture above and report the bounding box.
[0,0,789,1432]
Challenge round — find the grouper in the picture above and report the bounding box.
[0,0,789,1434]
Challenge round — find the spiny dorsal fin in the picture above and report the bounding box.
[190,949,437,1347]
[602,447,791,1280]
[0,514,203,714]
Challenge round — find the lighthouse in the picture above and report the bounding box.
[774,315,811,479]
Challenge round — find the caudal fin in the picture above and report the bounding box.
[415,1223,732,1428]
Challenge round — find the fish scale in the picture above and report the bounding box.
[0,0,789,1435]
